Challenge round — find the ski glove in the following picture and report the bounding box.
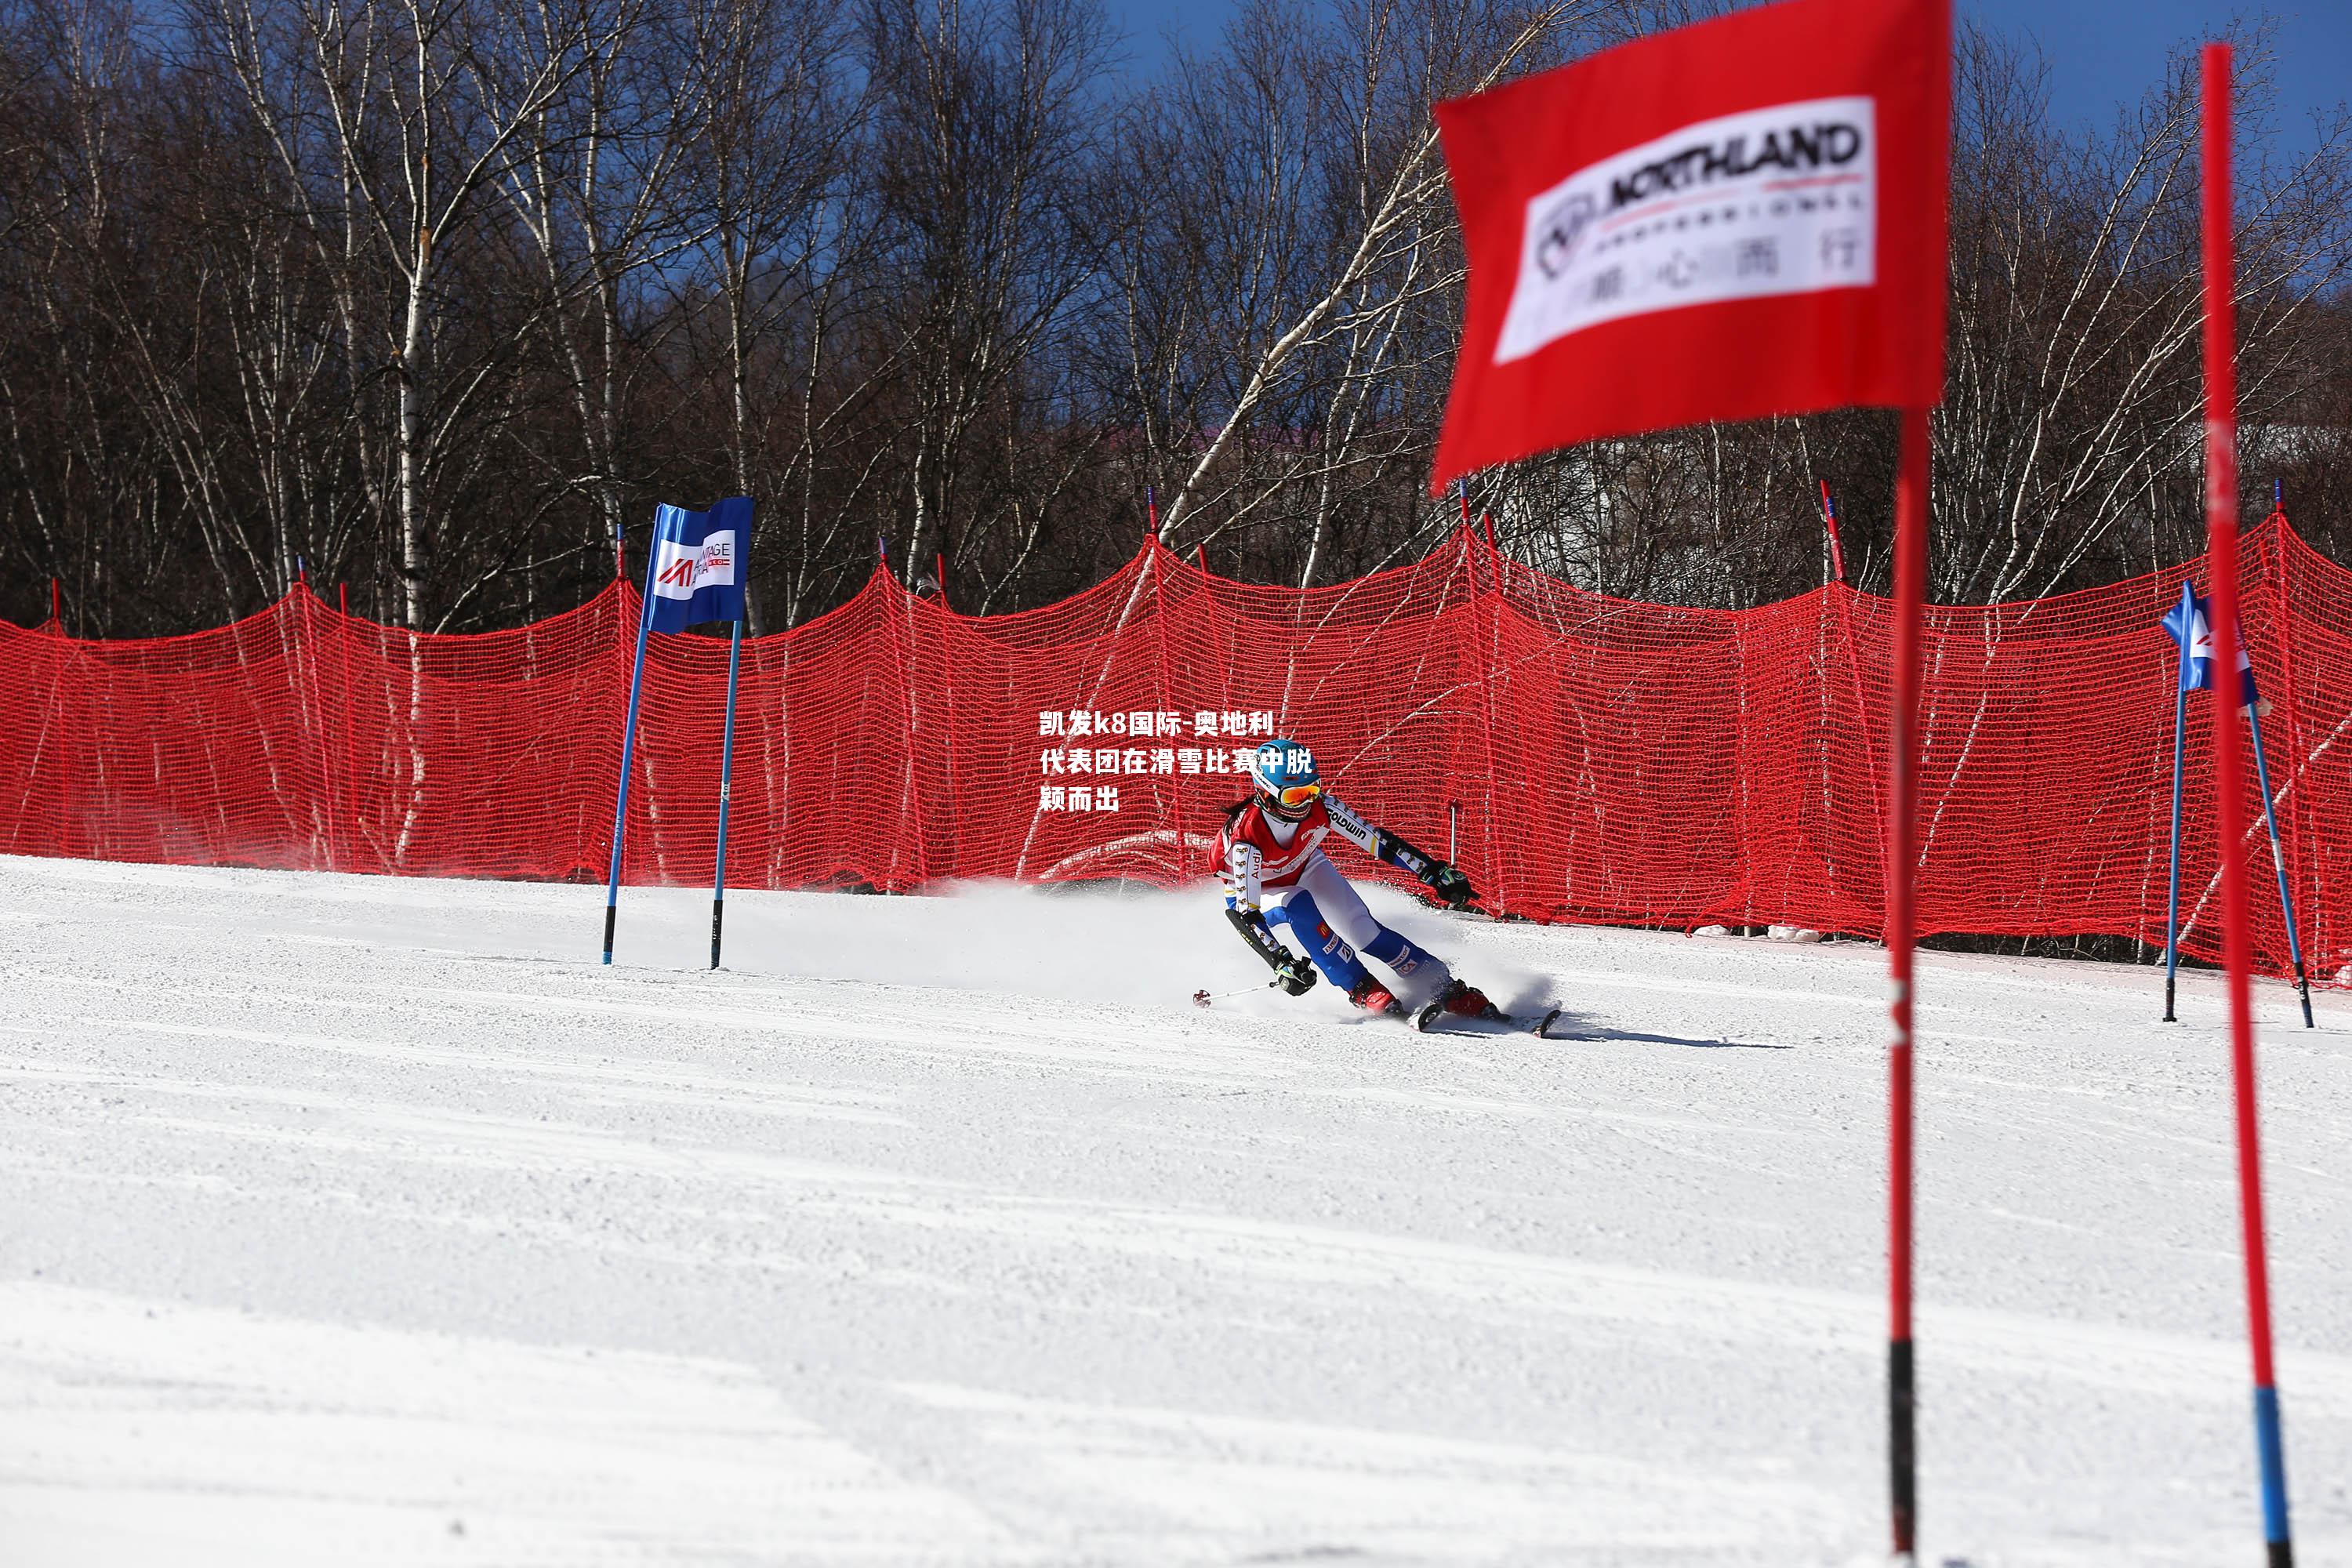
[1274,956,1318,996]
[1228,906,1295,967]
[1225,905,1316,993]
[1426,863,1476,909]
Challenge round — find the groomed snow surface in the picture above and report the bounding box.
[2,856,2349,1566]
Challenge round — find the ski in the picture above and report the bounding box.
[1414,999,1563,1038]
[1193,977,1559,1038]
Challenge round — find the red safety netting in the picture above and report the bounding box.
[2,514,2344,978]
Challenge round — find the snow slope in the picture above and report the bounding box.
[2,855,2349,1566]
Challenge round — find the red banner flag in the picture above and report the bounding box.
[1428,0,1950,491]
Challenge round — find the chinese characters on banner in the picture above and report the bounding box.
[1426,0,1947,488]
[1035,709,1276,812]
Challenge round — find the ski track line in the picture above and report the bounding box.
[0,1036,913,1129]
[0,1280,1032,1568]
[882,1379,1849,1558]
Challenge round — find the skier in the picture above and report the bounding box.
[1215,737,1494,1019]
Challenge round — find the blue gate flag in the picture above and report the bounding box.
[2161,579,2259,702]
[646,496,753,633]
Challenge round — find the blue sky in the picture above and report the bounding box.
[1102,0,2349,155]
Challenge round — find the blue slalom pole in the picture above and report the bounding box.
[710,616,743,969]
[2246,702,2314,1027]
[603,529,663,964]
[2165,674,2188,1022]
[2255,1381,2292,1561]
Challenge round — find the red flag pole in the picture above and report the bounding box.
[1819,480,1849,583]
[2201,42,2295,1565]
[1886,405,1927,1561]
[334,582,358,870]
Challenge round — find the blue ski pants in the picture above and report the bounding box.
[1264,853,1450,1000]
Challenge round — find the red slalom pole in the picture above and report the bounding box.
[2202,42,2294,1565]
[1820,480,1849,583]
[1886,405,1928,1561]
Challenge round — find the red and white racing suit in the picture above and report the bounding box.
[1215,793,1450,998]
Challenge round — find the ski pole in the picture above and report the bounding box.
[1192,978,1279,1007]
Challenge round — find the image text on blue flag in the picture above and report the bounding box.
[2160,580,2258,703]
[647,496,753,633]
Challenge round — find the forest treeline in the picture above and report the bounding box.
[1,0,2347,636]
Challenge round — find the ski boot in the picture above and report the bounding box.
[1436,978,1494,1018]
[1414,978,1500,1033]
[1348,977,1400,1014]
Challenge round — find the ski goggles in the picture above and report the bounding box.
[1265,781,1323,810]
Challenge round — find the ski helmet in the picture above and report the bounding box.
[1249,739,1322,821]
